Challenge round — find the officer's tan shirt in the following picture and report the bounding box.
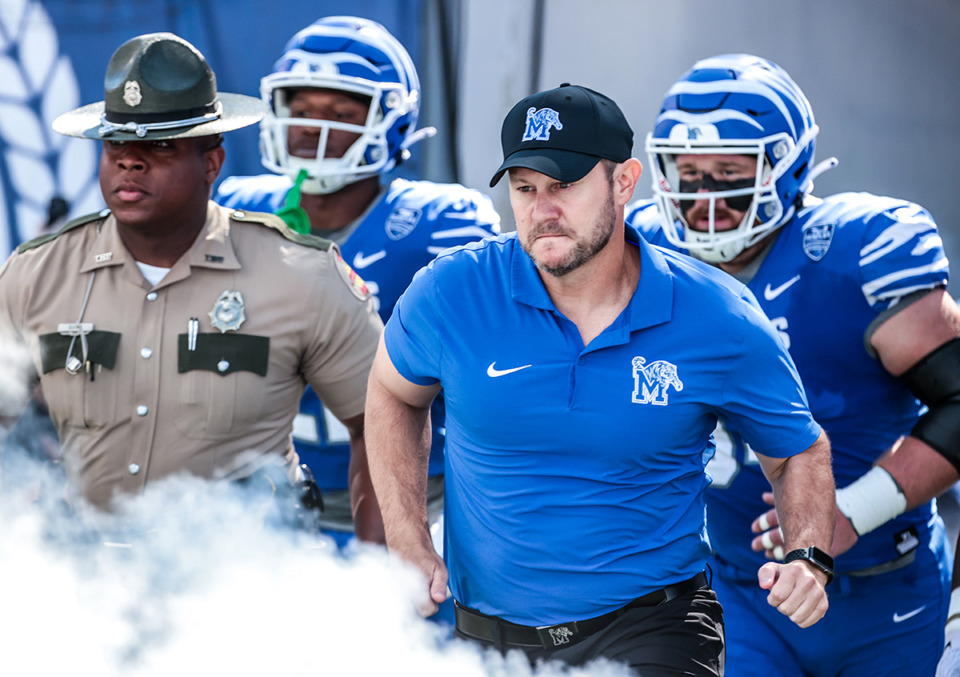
[0,202,382,508]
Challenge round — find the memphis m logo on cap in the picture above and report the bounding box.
[522,107,563,142]
[490,82,633,187]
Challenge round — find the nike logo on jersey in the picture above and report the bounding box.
[487,362,532,377]
[763,274,801,301]
[352,250,386,269]
[892,605,927,623]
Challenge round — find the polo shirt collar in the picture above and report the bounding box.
[624,226,673,332]
[510,227,674,332]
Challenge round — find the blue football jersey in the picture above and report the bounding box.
[216,175,500,490]
[628,192,949,573]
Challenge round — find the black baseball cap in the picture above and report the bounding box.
[490,83,633,187]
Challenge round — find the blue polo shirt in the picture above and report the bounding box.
[385,229,820,626]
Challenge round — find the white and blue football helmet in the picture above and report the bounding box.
[645,54,835,262]
[259,16,431,194]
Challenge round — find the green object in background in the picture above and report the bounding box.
[274,169,311,234]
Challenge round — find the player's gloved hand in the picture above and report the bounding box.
[752,491,859,559]
[937,623,960,677]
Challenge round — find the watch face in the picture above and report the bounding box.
[808,546,834,569]
[784,547,834,584]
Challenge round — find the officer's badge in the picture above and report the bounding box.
[385,207,421,240]
[802,222,835,261]
[209,290,246,333]
[123,80,142,107]
[334,251,371,302]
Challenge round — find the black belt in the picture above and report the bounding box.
[454,571,709,650]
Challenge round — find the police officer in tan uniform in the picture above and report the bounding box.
[0,33,383,522]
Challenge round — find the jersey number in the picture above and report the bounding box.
[771,316,790,350]
[706,420,760,489]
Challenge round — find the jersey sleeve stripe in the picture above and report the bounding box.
[862,258,948,296]
[431,226,497,240]
[859,219,937,266]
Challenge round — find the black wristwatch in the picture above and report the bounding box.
[783,546,834,585]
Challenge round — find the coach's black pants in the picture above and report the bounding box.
[454,587,724,676]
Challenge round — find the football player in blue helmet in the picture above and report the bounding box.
[215,16,500,576]
[629,54,960,676]
[258,15,429,197]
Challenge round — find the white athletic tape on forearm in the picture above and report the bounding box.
[835,466,907,536]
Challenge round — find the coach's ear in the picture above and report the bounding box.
[614,158,643,206]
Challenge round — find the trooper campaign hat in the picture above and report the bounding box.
[490,83,633,187]
[53,32,265,141]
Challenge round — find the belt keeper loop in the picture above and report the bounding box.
[492,619,505,653]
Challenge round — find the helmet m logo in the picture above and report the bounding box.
[632,356,683,406]
[522,106,563,141]
[687,126,701,140]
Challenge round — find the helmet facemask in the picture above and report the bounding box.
[260,68,416,194]
[645,54,825,263]
[647,125,814,263]
[258,17,429,195]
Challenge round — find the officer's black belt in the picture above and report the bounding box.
[454,570,708,650]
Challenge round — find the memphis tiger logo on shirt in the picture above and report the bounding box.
[631,356,683,406]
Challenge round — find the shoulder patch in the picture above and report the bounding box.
[16,209,109,254]
[333,248,372,301]
[228,209,332,251]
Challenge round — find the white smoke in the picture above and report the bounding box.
[0,330,630,676]
[0,466,632,677]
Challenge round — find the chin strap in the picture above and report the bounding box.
[274,168,312,234]
[799,156,838,195]
[395,126,438,165]
[400,125,437,152]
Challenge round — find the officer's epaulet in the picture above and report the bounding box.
[228,209,332,251]
[16,209,110,254]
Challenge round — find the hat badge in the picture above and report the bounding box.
[208,290,246,333]
[123,80,142,107]
[522,106,563,142]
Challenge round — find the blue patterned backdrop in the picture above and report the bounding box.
[0,0,426,254]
